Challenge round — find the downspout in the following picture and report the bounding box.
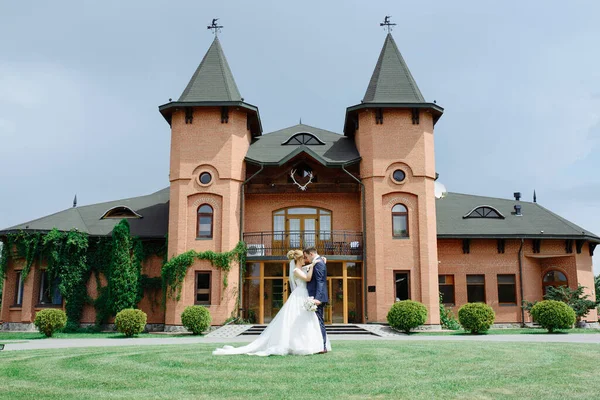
[342,162,368,322]
[238,163,264,318]
[518,238,525,327]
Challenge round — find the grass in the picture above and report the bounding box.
[1,341,599,399]
[0,331,192,342]
[2,327,599,343]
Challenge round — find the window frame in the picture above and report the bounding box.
[438,274,455,305]
[542,269,568,295]
[14,270,24,306]
[194,271,212,305]
[394,270,411,302]
[199,172,212,185]
[38,270,63,307]
[196,204,214,239]
[466,274,486,303]
[463,205,505,219]
[497,274,517,305]
[392,204,409,238]
[282,132,326,146]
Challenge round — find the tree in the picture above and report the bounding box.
[108,220,140,314]
[544,285,598,323]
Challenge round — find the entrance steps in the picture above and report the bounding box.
[239,324,378,336]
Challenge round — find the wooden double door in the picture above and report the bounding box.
[243,261,363,325]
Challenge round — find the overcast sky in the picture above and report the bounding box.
[1,1,599,273]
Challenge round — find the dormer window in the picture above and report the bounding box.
[100,206,142,219]
[282,132,325,145]
[463,206,504,219]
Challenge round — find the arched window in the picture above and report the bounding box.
[392,204,409,238]
[197,204,213,239]
[100,205,142,219]
[542,270,568,295]
[463,206,504,219]
[282,132,326,145]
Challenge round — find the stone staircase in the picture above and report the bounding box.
[239,324,378,336]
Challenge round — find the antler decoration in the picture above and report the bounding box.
[290,169,314,191]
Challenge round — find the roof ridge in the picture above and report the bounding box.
[447,192,536,204]
[214,37,232,100]
[74,207,91,233]
[264,123,342,136]
[387,34,423,102]
[532,203,597,237]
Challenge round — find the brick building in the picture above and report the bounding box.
[1,33,598,330]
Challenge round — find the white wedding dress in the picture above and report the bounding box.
[213,265,332,356]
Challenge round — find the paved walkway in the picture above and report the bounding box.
[2,333,600,352]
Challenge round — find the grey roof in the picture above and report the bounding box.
[245,124,361,166]
[2,189,598,244]
[362,33,425,104]
[0,188,169,239]
[178,37,242,102]
[436,192,600,242]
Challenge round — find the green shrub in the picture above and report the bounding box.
[439,293,460,330]
[458,303,495,334]
[181,305,212,335]
[386,300,428,334]
[34,309,67,337]
[115,308,147,337]
[530,300,576,333]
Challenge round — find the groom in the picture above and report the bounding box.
[303,246,328,353]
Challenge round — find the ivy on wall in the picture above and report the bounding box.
[0,223,166,329]
[0,224,246,327]
[161,241,246,301]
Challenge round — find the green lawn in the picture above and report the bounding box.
[1,341,599,399]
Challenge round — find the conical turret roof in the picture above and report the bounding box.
[179,36,242,102]
[362,33,425,103]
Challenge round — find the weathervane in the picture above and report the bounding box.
[207,18,223,36]
[380,16,396,33]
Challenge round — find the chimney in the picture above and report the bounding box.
[514,204,522,216]
[513,192,521,201]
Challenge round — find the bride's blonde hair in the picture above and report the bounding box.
[286,249,304,263]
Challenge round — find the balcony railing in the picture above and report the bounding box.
[243,230,363,257]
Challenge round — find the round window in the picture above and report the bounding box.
[393,169,406,182]
[199,172,212,185]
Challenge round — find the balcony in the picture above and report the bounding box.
[243,230,363,259]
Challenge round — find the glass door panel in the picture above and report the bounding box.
[272,214,286,256]
[264,279,284,323]
[330,278,344,324]
[288,218,301,248]
[243,279,260,324]
[304,218,316,247]
[347,279,363,323]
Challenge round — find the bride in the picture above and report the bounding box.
[213,249,332,356]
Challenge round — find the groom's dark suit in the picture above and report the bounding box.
[307,256,328,351]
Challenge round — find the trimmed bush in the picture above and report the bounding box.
[115,308,147,337]
[458,303,495,334]
[386,300,428,334]
[530,300,576,333]
[181,305,212,335]
[34,309,67,337]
